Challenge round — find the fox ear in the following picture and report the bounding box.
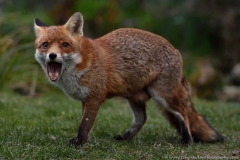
[64,12,84,36]
[34,18,47,37]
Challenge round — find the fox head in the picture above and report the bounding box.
[34,12,84,82]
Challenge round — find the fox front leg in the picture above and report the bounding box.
[69,100,101,146]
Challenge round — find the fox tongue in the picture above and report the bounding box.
[48,62,61,81]
[49,72,59,81]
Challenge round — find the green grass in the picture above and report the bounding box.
[0,91,239,159]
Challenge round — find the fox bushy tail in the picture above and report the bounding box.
[161,74,224,143]
[180,74,224,142]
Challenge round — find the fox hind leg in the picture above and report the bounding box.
[161,109,192,144]
[148,87,193,145]
[114,99,147,141]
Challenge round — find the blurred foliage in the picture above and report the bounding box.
[0,13,34,90]
[0,0,239,98]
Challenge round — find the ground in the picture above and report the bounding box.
[0,91,239,159]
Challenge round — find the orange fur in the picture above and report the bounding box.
[34,12,224,146]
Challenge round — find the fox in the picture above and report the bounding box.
[34,12,224,146]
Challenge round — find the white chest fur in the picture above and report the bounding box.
[53,69,89,101]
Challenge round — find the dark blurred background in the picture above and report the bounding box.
[1,0,240,101]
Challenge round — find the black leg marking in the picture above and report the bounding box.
[180,121,192,146]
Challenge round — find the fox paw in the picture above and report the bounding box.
[69,137,84,146]
[113,135,125,141]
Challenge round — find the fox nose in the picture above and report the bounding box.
[49,53,57,60]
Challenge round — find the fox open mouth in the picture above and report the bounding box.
[47,62,62,81]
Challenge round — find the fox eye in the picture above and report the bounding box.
[42,42,49,49]
[62,42,69,48]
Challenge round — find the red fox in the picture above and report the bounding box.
[34,12,224,146]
